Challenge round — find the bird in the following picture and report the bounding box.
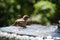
[12,15,29,28]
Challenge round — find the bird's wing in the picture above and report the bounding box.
[16,19,24,22]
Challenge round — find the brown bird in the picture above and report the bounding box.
[13,15,29,28]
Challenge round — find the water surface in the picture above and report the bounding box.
[0,24,60,37]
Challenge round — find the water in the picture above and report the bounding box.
[0,24,60,39]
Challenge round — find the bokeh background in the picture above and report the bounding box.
[0,0,60,27]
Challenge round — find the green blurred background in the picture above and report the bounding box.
[0,0,60,27]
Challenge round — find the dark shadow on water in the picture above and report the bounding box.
[51,28,60,37]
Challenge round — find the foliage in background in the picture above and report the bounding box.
[31,1,56,25]
[0,0,60,26]
[0,0,21,26]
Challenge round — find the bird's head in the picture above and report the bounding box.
[23,15,29,21]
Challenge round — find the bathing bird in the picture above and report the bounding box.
[12,15,29,28]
